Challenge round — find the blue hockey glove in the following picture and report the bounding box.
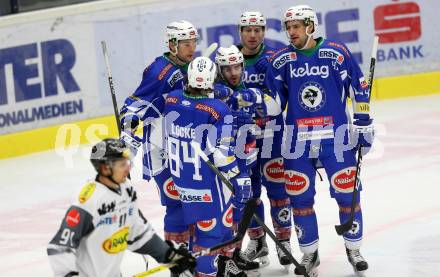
[231,174,252,209]
[213,83,234,101]
[352,119,374,155]
[230,89,260,114]
[232,110,254,129]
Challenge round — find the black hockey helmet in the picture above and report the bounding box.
[90,138,130,172]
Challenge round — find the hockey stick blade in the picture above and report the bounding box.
[202,42,218,57]
[335,218,355,235]
[133,200,257,277]
[199,198,257,256]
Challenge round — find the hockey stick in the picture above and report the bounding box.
[334,146,363,235]
[334,36,378,235]
[202,42,218,57]
[190,141,309,277]
[101,41,153,271]
[133,199,258,277]
[101,41,122,135]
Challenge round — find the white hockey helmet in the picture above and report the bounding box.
[187,57,217,90]
[166,20,198,46]
[282,5,318,34]
[215,45,244,67]
[238,11,266,29]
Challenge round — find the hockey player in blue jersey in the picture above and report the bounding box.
[164,56,253,277]
[213,45,262,273]
[119,20,198,249]
[265,5,374,276]
[236,12,292,268]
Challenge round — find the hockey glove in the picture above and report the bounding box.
[232,110,254,129]
[164,241,196,276]
[230,89,260,113]
[255,56,269,74]
[120,111,140,134]
[352,119,375,156]
[120,131,142,157]
[214,83,234,101]
[231,174,252,210]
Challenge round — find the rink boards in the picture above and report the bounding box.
[0,0,439,158]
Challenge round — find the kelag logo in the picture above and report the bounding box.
[0,39,83,128]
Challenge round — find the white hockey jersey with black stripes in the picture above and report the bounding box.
[47,180,156,277]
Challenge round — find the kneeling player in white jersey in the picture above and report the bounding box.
[47,139,196,277]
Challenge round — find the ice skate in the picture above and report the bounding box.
[346,248,368,276]
[243,235,270,267]
[216,255,248,277]
[232,249,260,277]
[294,250,320,277]
[276,239,293,272]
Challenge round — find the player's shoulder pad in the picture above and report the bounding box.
[263,44,277,56]
[196,98,230,122]
[322,39,352,59]
[144,56,181,82]
[77,181,97,205]
[269,46,297,70]
[72,181,100,214]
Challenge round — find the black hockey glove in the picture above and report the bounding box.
[164,241,197,275]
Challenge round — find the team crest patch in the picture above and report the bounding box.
[298,82,326,112]
[277,207,291,224]
[348,220,361,236]
[295,224,305,240]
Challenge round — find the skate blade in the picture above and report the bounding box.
[257,256,270,268]
[294,267,318,277]
[282,264,290,274]
[245,269,261,277]
[354,269,366,277]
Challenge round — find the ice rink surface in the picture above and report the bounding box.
[1,94,440,277]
